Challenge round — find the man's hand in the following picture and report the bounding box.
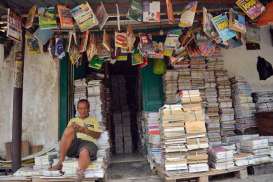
[70,123,83,132]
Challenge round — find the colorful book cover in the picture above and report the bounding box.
[127,25,136,52]
[115,32,128,49]
[38,7,57,29]
[95,2,109,30]
[26,32,41,55]
[138,33,154,56]
[127,0,143,22]
[236,0,265,20]
[7,9,22,42]
[143,1,160,22]
[246,25,261,50]
[69,45,81,65]
[79,31,89,53]
[132,48,144,65]
[25,5,37,29]
[166,0,175,24]
[55,37,65,59]
[229,8,246,34]
[211,14,236,41]
[86,34,97,61]
[70,2,98,32]
[179,1,198,28]
[203,7,220,42]
[89,55,103,70]
[57,4,74,29]
[103,30,112,52]
[33,28,53,45]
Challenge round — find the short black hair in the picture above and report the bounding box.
[77,99,90,108]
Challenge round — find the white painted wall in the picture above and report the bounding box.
[0,44,15,157]
[222,26,273,92]
[22,51,59,149]
[0,45,59,158]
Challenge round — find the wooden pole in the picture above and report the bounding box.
[11,29,25,172]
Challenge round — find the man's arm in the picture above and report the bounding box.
[72,123,101,139]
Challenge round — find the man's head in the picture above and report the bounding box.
[77,99,90,119]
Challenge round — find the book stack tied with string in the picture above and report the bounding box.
[215,63,235,141]
[178,60,191,91]
[253,91,273,113]
[230,76,256,134]
[160,104,188,173]
[204,68,221,146]
[74,79,87,114]
[208,145,235,170]
[143,112,161,169]
[180,90,209,173]
[163,70,179,104]
[190,59,206,102]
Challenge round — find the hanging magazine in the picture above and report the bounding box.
[127,0,143,22]
[57,5,74,29]
[236,0,265,20]
[71,2,98,32]
[26,32,41,55]
[38,7,57,29]
[103,30,112,52]
[179,1,198,28]
[127,25,136,52]
[33,28,53,45]
[203,7,220,42]
[55,37,65,59]
[211,14,236,42]
[25,5,37,29]
[132,48,144,65]
[95,2,109,30]
[229,8,246,34]
[246,25,261,50]
[115,32,128,49]
[143,1,160,22]
[7,9,22,42]
[166,0,175,24]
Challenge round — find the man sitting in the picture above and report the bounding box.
[51,99,102,180]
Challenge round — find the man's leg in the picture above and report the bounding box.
[78,148,91,170]
[51,126,75,170]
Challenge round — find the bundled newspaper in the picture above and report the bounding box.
[253,91,273,113]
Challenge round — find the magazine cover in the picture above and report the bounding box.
[211,14,236,41]
[25,5,37,29]
[127,25,136,52]
[236,0,265,20]
[166,0,175,24]
[179,1,198,28]
[26,32,41,55]
[38,7,57,29]
[229,8,246,34]
[143,1,160,22]
[95,2,109,30]
[70,2,98,32]
[7,8,22,42]
[132,48,144,66]
[246,25,261,50]
[115,32,128,49]
[202,7,220,42]
[33,28,53,45]
[103,30,112,52]
[57,4,74,29]
[127,0,143,22]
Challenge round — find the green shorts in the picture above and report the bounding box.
[67,138,98,161]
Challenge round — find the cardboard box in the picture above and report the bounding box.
[5,141,30,160]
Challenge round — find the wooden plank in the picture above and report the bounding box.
[0,176,31,182]
[32,177,96,182]
[156,166,247,182]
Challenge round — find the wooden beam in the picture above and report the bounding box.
[11,29,25,172]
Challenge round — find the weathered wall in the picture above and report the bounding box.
[22,51,59,148]
[222,26,273,92]
[0,44,59,158]
[0,44,15,157]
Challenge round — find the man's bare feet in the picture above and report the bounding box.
[76,168,85,182]
[49,162,63,171]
